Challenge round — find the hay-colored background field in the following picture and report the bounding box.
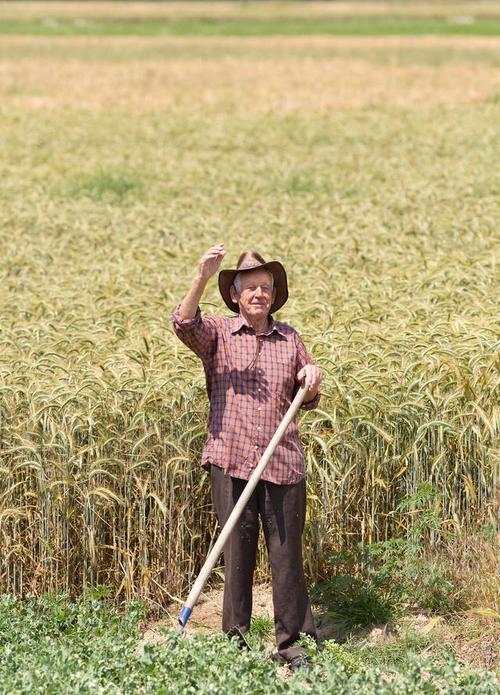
[1,2,499,19]
[0,2,498,607]
[1,35,500,111]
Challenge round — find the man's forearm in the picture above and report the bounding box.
[178,275,209,320]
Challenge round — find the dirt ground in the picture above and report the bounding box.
[141,583,344,648]
[139,583,499,671]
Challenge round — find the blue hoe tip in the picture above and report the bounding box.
[178,605,192,628]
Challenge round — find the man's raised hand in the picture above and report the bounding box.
[177,244,226,321]
[199,243,227,281]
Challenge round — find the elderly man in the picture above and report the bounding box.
[172,243,321,669]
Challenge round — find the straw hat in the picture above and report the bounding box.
[218,250,288,314]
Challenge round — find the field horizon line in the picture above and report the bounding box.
[1,16,500,38]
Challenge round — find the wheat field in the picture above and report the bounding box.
[0,3,498,604]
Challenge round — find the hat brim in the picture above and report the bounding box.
[218,261,288,314]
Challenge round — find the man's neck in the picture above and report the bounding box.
[240,312,270,335]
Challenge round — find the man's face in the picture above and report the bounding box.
[230,269,276,321]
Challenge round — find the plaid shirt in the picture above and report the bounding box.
[172,306,320,485]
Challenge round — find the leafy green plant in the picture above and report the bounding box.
[0,596,498,694]
[312,572,396,631]
[312,527,469,630]
[246,614,274,649]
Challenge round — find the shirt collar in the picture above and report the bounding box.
[230,314,286,337]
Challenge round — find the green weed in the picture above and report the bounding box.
[66,170,144,201]
[311,489,480,631]
[246,614,274,649]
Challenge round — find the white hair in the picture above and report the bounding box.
[232,270,274,294]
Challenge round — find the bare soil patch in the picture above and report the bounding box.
[141,583,345,650]
[435,615,500,671]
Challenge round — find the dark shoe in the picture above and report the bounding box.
[288,654,310,672]
[227,627,250,650]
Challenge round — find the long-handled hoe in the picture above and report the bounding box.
[178,382,308,633]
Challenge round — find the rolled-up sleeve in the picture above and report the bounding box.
[294,331,321,411]
[171,305,218,363]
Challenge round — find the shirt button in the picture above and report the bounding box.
[258,407,261,411]
[257,426,261,430]
[258,388,261,392]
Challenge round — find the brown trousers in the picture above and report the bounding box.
[210,464,317,661]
